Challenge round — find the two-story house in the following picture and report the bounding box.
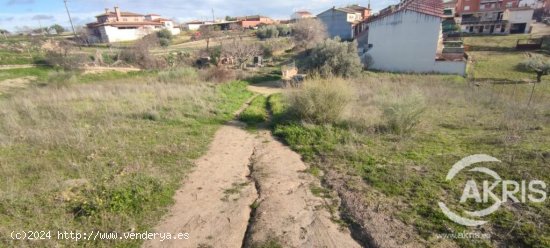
[86,6,181,43]
[454,0,533,34]
[356,0,467,75]
[317,4,371,40]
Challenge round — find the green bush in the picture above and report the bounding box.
[156,29,173,40]
[303,38,363,78]
[287,78,352,124]
[157,67,199,84]
[256,25,279,39]
[159,38,171,47]
[276,25,291,36]
[382,93,426,136]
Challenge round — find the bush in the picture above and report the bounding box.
[303,38,363,78]
[157,67,199,84]
[382,93,426,136]
[200,66,236,83]
[159,38,171,47]
[277,25,291,37]
[256,25,279,39]
[156,29,173,40]
[119,34,167,69]
[45,70,79,89]
[45,51,90,71]
[287,77,352,124]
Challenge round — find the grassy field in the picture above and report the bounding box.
[269,72,550,247]
[464,34,550,82]
[0,66,51,81]
[0,73,252,247]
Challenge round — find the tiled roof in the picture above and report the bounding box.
[96,11,144,17]
[364,0,443,24]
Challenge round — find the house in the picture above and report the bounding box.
[454,0,533,34]
[86,6,181,43]
[234,15,275,28]
[291,11,314,20]
[182,20,213,31]
[504,7,535,33]
[317,4,371,40]
[357,0,467,75]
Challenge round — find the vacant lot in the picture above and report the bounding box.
[270,72,550,247]
[0,73,252,247]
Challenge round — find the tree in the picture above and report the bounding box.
[303,38,363,78]
[156,29,173,47]
[50,24,65,35]
[221,39,262,69]
[519,54,550,106]
[292,18,327,50]
[199,25,220,51]
[256,25,279,39]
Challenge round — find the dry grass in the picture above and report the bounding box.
[0,77,252,247]
[272,72,550,247]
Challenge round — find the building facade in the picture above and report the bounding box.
[357,0,467,76]
[291,11,314,20]
[454,0,534,34]
[317,5,371,40]
[86,6,181,43]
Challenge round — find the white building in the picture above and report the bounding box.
[504,7,535,33]
[86,6,181,43]
[357,0,467,76]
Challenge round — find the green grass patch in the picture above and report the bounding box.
[0,77,252,247]
[0,66,52,81]
[270,72,550,247]
[239,95,268,125]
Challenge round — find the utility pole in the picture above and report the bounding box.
[63,0,78,40]
[212,8,215,23]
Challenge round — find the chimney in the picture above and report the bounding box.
[105,8,109,14]
[114,6,121,21]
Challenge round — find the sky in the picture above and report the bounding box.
[0,0,400,32]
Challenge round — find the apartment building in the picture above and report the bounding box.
[455,0,533,34]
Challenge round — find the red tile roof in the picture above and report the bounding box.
[364,0,443,24]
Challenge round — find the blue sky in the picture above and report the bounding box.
[0,0,399,32]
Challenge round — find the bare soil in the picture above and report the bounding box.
[145,95,360,247]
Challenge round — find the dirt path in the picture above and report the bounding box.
[145,94,361,247]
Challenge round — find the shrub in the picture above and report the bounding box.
[381,93,426,136]
[157,67,199,84]
[159,38,171,47]
[45,51,90,71]
[200,66,236,83]
[287,77,352,124]
[277,25,291,37]
[256,25,279,39]
[45,70,79,89]
[119,34,167,69]
[303,38,363,78]
[156,29,173,40]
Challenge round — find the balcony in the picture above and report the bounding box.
[459,17,507,25]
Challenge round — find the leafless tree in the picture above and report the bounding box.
[199,25,220,51]
[292,18,328,50]
[221,39,262,69]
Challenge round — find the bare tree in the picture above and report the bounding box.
[221,39,262,69]
[292,19,328,50]
[199,25,220,51]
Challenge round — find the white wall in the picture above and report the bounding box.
[363,11,466,75]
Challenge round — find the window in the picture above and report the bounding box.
[480,4,485,9]
[506,2,512,7]
[464,5,470,11]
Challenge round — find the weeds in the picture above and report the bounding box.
[286,77,352,124]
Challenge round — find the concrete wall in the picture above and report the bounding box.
[318,9,354,40]
[363,11,466,75]
[99,25,180,43]
[504,9,534,33]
